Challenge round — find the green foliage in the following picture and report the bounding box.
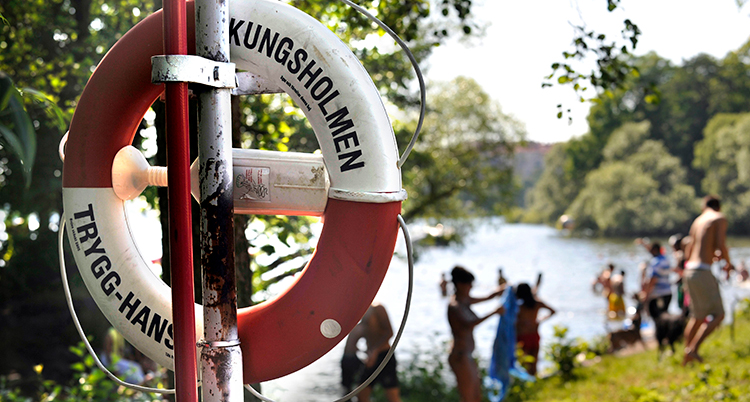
[369,336,535,402]
[526,39,750,233]
[0,342,166,401]
[0,73,36,187]
[585,336,611,358]
[286,0,480,108]
[565,122,696,236]
[246,214,318,302]
[390,339,460,402]
[0,0,157,384]
[737,298,750,319]
[399,76,525,223]
[585,48,750,188]
[693,113,750,233]
[514,310,750,402]
[545,326,592,381]
[503,374,540,402]
[523,144,582,225]
[543,0,644,122]
[626,385,667,402]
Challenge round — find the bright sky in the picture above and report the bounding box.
[426,0,750,144]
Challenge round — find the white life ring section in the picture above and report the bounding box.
[62,0,404,384]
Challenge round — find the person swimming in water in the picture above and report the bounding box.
[515,283,555,376]
[447,266,506,402]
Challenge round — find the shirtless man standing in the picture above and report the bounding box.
[682,195,732,365]
[355,303,401,402]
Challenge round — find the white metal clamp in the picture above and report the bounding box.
[151,54,237,88]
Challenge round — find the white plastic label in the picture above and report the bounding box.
[236,167,271,202]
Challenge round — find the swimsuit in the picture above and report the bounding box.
[361,349,399,389]
[340,353,364,389]
[517,332,540,354]
[684,267,724,319]
[608,293,626,316]
[685,261,711,270]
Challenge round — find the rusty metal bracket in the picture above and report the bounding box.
[197,339,241,349]
[151,55,237,88]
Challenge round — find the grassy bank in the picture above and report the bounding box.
[3,308,749,401]
[381,303,750,402]
[515,310,750,402]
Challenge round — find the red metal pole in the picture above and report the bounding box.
[163,0,198,400]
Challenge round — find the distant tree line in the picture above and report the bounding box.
[524,39,750,236]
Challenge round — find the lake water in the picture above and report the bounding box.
[258,220,750,402]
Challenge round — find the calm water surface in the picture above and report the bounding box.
[260,221,750,401]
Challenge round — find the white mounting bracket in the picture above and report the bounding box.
[151,55,237,88]
[150,55,284,96]
[233,72,284,95]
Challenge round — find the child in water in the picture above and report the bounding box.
[515,283,555,376]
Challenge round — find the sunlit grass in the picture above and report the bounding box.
[526,311,750,402]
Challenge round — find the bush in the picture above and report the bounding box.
[369,337,459,402]
[0,342,167,402]
[545,326,593,381]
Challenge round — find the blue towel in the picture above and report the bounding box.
[486,289,534,401]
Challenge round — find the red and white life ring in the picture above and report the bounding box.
[62,0,405,384]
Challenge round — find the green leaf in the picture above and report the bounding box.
[22,87,68,132]
[0,74,13,110]
[644,94,659,104]
[260,244,275,254]
[557,76,570,84]
[0,73,37,187]
[69,345,85,357]
[71,362,86,372]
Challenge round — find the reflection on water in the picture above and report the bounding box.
[261,221,750,401]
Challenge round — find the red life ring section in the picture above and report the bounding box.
[62,0,403,384]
